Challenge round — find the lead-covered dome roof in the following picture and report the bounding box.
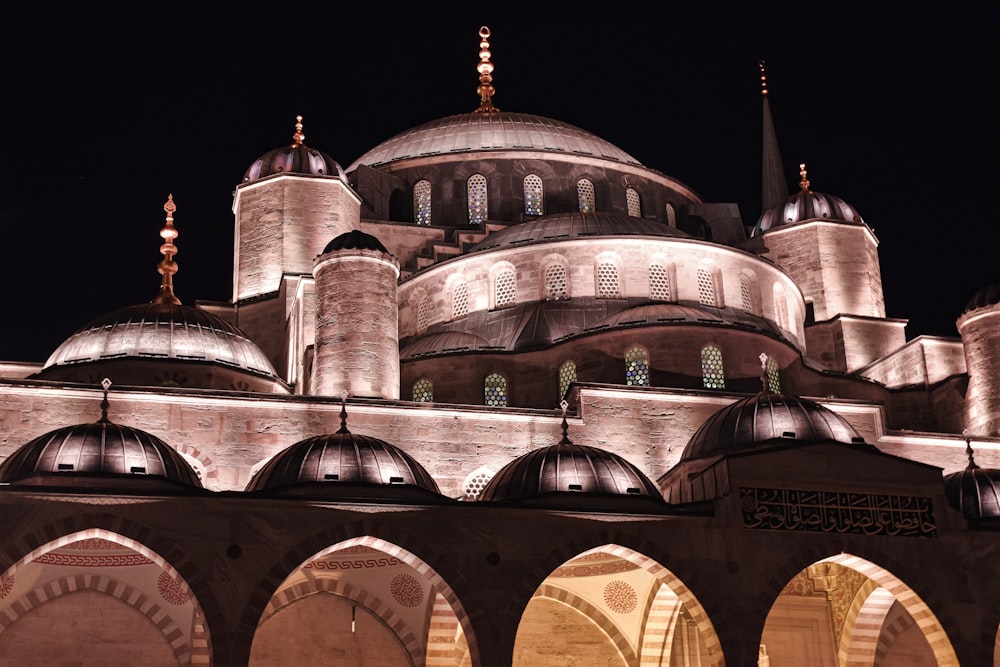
[42,303,278,380]
[0,421,202,488]
[347,112,642,171]
[244,116,347,183]
[964,285,1000,314]
[753,167,863,235]
[469,212,690,252]
[682,392,863,461]
[944,445,1000,521]
[322,229,391,255]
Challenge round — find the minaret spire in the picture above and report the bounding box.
[152,194,181,305]
[798,162,812,193]
[474,26,499,113]
[760,60,789,212]
[292,115,305,146]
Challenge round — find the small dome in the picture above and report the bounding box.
[964,285,1000,314]
[322,229,391,255]
[246,431,441,496]
[754,190,863,235]
[682,392,863,461]
[244,117,347,183]
[347,112,641,171]
[41,303,279,380]
[944,465,1000,520]
[477,443,661,503]
[0,421,202,488]
[469,212,690,252]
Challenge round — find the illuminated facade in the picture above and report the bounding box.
[1,27,999,667]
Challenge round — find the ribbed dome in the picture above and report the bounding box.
[0,421,202,488]
[246,431,440,495]
[682,393,863,461]
[469,212,690,252]
[964,285,1000,314]
[478,443,661,503]
[42,303,278,379]
[322,229,390,255]
[244,143,347,183]
[347,112,641,171]
[944,463,1000,520]
[753,190,863,235]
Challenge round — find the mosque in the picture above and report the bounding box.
[1,25,999,667]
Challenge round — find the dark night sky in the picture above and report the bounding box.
[0,3,995,363]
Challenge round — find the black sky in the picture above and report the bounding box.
[1,3,995,362]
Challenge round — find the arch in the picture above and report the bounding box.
[451,280,469,320]
[467,173,488,225]
[461,466,495,501]
[596,260,622,299]
[414,180,432,225]
[541,255,570,301]
[638,581,683,664]
[490,263,517,310]
[577,178,596,213]
[625,346,649,387]
[524,173,543,216]
[417,293,432,333]
[739,271,759,315]
[665,202,677,227]
[625,187,641,217]
[649,262,674,302]
[173,442,219,488]
[841,585,892,666]
[696,262,722,308]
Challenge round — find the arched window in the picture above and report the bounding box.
[524,174,543,216]
[596,262,621,298]
[468,173,488,225]
[414,180,431,225]
[412,377,433,402]
[626,187,641,217]
[774,283,789,331]
[545,263,568,301]
[485,372,508,407]
[702,344,725,389]
[452,282,469,319]
[697,267,721,307]
[767,357,781,394]
[577,179,595,213]
[625,346,649,386]
[665,202,677,227]
[559,360,577,399]
[417,295,430,332]
[649,263,671,301]
[740,274,756,313]
[494,268,516,309]
[462,467,495,501]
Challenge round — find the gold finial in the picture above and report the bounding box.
[152,194,181,305]
[292,115,305,146]
[337,390,350,434]
[558,399,573,445]
[474,26,499,113]
[759,60,768,96]
[798,163,812,193]
[964,431,980,470]
[99,378,112,423]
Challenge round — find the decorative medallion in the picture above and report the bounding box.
[390,573,424,608]
[603,580,637,614]
[0,574,13,599]
[157,571,191,605]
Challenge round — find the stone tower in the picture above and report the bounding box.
[958,286,1000,436]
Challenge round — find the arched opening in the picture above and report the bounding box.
[250,536,475,667]
[0,528,209,666]
[761,554,958,666]
[513,544,723,666]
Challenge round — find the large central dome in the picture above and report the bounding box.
[347,111,642,171]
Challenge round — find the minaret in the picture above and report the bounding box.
[760,61,788,212]
[958,287,1000,437]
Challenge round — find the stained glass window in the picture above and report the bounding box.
[495,269,516,308]
[414,180,431,225]
[625,346,649,386]
[626,187,641,217]
[702,344,725,389]
[649,264,671,301]
[524,174,543,216]
[413,377,433,402]
[559,360,577,399]
[767,357,781,394]
[485,373,507,407]
[545,263,568,300]
[452,282,469,319]
[577,179,595,213]
[468,173,488,225]
[597,263,620,298]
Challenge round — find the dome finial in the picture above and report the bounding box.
[474,26,499,113]
[759,353,770,394]
[558,399,573,445]
[292,115,305,146]
[99,377,112,423]
[798,163,812,193]
[964,430,980,470]
[152,194,181,305]
[337,390,350,434]
[759,59,768,97]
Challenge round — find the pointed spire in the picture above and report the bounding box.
[474,26,499,113]
[798,162,813,193]
[760,60,789,212]
[99,378,112,423]
[152,194,181,305]
[558,400,573,445]
[337,390,351,434]
[292,115,305,146]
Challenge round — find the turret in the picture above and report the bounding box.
[958,286,1000,436]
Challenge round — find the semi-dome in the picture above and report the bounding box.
[41,302,279,380]
[322,229,391,255]
[246,428,441,497]
[963,284,1000,314]
[0,421,202,489]
[681,392,863,461]
[469,212,690,252]
[478,442,661,503]
[347,112,642,172]
[244,116,347,183]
